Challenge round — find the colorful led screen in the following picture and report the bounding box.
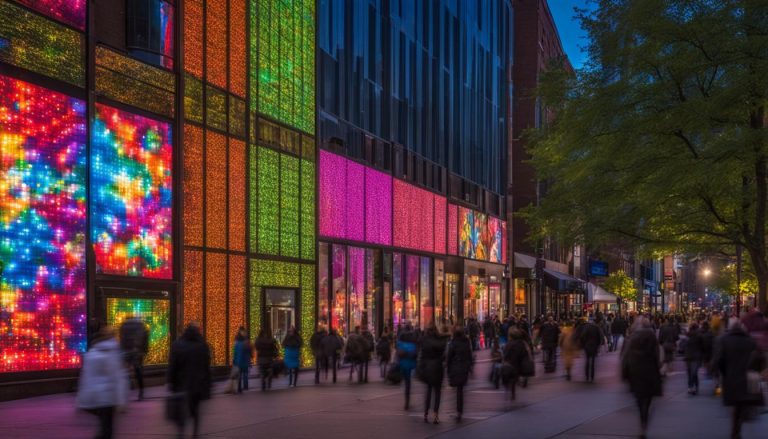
[14,0,86,30]
[0,75,87,372]
[457,205,505,263]
[106,297,170,365]
[393,179,444,254]
[91,103,173,279]
[459,207,477,259]
[488,217,502,263]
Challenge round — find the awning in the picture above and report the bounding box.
[542,268,586,292]
[514,252,537,270]
[588,282,618,303]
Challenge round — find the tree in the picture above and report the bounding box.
[712,262,759,299]
[523,0,768,311]
[603,270,639,307]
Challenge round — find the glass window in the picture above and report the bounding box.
[365,249,380,336]
[383,252,392,331]
[405,255,420,327]
[434,260,445,326]
[127,0,175,69]
[332,245,347,335]
[392,253,403,328]
[348,247,365,333]
[318,242,330,328]
[420,257,432,329]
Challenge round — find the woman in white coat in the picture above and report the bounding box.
[77,326,128,439]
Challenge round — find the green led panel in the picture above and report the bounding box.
[184,74,203,123]
[251,146,280,255]
[0,0,84,86]
[249,259,314,366]
[300,159,315,260]
[280,154,299,258]
[229,95,247,138]
[206,85,227,132]
[250,0,315,134]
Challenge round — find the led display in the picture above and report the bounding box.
[0,75,87,372]
[91,103,173,279]
[447,204,458,256]
[106,298,170,365]
[183,0,203,78]
[183,250,203,325]
[488,216,502,263]
[457,205,506,263]
[280,154,300,258]
[229,139,247,251]
[365,167,392,245]
[459,207,476,259]
[393,179,436,253]
[13,0,86,30]
[206,253,227,365]
[475,212,488,261]
[434,196,446,254]
[205,132,227,249]
[252,146,280,254]
[183,125,203,247]
[206,0,227,89]
[300,159,316,260]
[0,1,84,87]
[229,0,247,97]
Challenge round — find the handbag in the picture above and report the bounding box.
[165,392,187,422]
[386,362,403,385]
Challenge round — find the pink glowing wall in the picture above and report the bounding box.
[447,204,458,255]
[365,167,392,245]
[319,150,346,239]
[393,179,437,253]
[434,195,446,254]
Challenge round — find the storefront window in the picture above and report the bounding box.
[383,252,392,330]
[392,253,403,328]
[332,245,347,335]
[446,273,459,326]
[434,260,445,326]
[348,247,365,333]
[489,283,501,318]
[406,255,420,327]
[465,275,488,322]
[420,257,432,329]
[318,243,330,328]
[365,249,380,336]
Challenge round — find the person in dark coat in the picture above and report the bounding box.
[467,318,481,351]
[579,320,604,382]
[254,329,279,391]
[446,326,473,422]
[700,321,715,376]
[418,325,448,424]
[361,324,375,383]
[540,316,561,373]
[282,327,302,387]
[684,323,704,395]
[310,326,327,384]
[621,317,662,439]
[119,316,149,401]
[345,326,368,383]
[376,326,393,378]
[482,317,494,349]
[658,319,679,373]
[713,319,765,439]
[321,328,344,383]
[610,314,628,352]
[503,327,530,401]
[167,323,212,438]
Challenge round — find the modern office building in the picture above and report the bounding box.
[0,0,511,396]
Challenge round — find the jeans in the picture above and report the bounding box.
[424,384,442,414]
[585,354,596,381]
[315,357,323,383]
[543,347,556,370]
[686,360,701,390]
[288,368,299,386]
[611,334,622,351]
[259,364,272,390]
[379,360,388,378]
[132,363,144,399]
[402,367,413,409]
[238,367,249,392]
[175,395,202,438]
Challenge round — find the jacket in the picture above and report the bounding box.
[255,336,279,366]
[168,327,212,400]
[233,338,253,369]
[622,328,662,398]
[684,329,703,362]
[321,332,344,358]
[77,337,129,409]
[397,331,419,371]
[283,333,302,369]
[579,323,604,356]
[540,322,561,349]
[310,330,326,357]
[446,335,473,387]
[418,333,448,386]
[715,327,765,406]
[611,318,628,336]
[502,338,529,377]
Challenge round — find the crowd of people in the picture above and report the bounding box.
[74,308,768,439]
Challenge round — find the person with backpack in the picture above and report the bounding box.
[119,316,149,401]
[447,326,474,422]
[254,329,279,391]
[376,326,393,378]
[397,324,418,410]
[283,327,302,387]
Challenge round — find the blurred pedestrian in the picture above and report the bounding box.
[377,326,393,378]
[482,317,494,349]
[503,327,530,401]
[232,327,252,393]
[714,319,765,439]
[559,323,579,381]
[579,319,604,382]
[310,325,327,384]
[167,323,212,438]
[397,324,419,410]
[467,317,480,351]
[540,316,560,373]
[255,328,279,391]
[684,323,703,395]
[658,318,679,374]
[447,326,473,422]
[322,328,344,383]
[610,314,628,352]
[622,317,662,439]
[418,325,448,424]
[119,316,149,401]
[361,322,375,383]
[283,327,302,387]
[77,326,128,439]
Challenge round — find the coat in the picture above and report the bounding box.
[579,323,604,357]
[540,322,561,349]
[559,326,580,368]
[622,328,662,398]
[715,327,765,406]
[418,334,448,386]
[376,334,393,362]
[168,327,212,400]
[283,333,302,369]
[255,336,279,367]
[397,331,419,371]
[502,337,529,378]
[446,335,473,387]
[233,338,252,369]
[77,337,129,409]
[310,330,326,358]
[684,329,703,362]
[321,333,344,358]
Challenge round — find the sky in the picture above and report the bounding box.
[547,0,597,70]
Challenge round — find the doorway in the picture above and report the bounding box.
[264,288,297,342]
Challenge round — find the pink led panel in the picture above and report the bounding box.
[433,195,446,254]
[319,150,346,239]
[393,179,434,253]
[447,204,458,255]
[346,161,364,242]
[365,167,392,245]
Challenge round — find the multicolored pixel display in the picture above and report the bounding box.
[457,205,505,263]
[0,75,87,372]
[91,103,173,279]
[106,297,170,365]
[14,0,86,30]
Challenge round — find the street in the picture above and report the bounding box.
[0,347,765,439]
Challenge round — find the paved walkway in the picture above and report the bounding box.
[0,347,766,438]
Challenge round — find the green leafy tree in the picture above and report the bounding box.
[522,0,768,311]
[712,262,759,298]
[603,270,638,306]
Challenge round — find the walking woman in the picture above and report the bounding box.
[446,326,473,422]
[376,326,393,378]
[254,328,279,391]
[503,327,529,401]
[283,327,302,387]
[232,328,252,393]
[418,325,448,424]
[621,317,662,439]
[396,324,419,410]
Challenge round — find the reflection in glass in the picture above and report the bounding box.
[405,255,420,327]
[318,243,330,328]
[349,247,365,332]
[332,245,346,335]
[420,257,432,329]
[392,253,403,328]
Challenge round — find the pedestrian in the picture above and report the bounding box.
[254,328,279,391]
[540,315,561,373]
[658,318,679,374]
[376,326,393,378]
[579,319,604,383]
[321,328,344,383]
[232,327,252,393]
[684,323,703,395]
[447,326,473,422]
[396,324,419,410]
[283,326,302,387]
[310,325,327,384]
[345,326,367,383]
[611,314,628,352]
[713,318,765,439]
[167,323,212,439]
[361,323,375,383]
[418,324,448,424]
[559,323,579,381]
[482,317,494,349]
[503,327,531,401]
[119,316,149,401]
[621,317,662,439]
[468,317,480,351]
[77,326,128,439]
[490,337,503,388]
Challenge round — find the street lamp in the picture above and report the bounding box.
[702,268,712,277]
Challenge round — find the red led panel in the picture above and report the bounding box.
[205,252,227,365]
[228,139,246,251]
[183,124,203,246]
[433,195,446,254]
[447,204,458,255]
[184,0,203,78]
[229,254,247,332]
[205,132,227,249]
[228,0,247,97]
[205,0,227,89]
[393,179,434,253]
[183,250,204,325]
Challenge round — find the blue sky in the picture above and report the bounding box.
[547,0,596,69]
